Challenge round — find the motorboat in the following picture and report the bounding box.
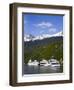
[28,59,39,66]
[40,59,50,66]
[32,60,39,66]
[49,59,60,67]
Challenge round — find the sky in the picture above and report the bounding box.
[23,13,63,37]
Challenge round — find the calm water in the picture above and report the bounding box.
[24,65,63,74]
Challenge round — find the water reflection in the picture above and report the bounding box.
[24,65,63,74]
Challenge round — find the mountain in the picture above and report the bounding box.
[24,31,63,42]
[24,34,35,42]
[24,31,63,64]
[24,36,63,64]
[24,36,63,48]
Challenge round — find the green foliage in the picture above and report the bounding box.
[24,40,63,64]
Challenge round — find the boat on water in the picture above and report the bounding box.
[28,59,39,66]
[27,59,60,67]
[40,59,50,66]
[49,59,60,67]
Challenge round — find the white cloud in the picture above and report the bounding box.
[34,22,53,28]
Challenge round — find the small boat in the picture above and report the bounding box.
[49,59,60,67]
[28,59,39,66]
[32,60,39,66]
[40,59,50,66]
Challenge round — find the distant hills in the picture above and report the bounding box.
[24,36,63,48]
[24,33,63,64]
[24,31,63,42]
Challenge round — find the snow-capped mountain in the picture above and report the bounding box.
[24,31,63,42]
[24,34,35,42]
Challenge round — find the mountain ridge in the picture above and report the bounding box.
[24,31,63,42]
[24,36,63,64]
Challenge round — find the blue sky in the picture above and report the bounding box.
[23,13,63,36]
